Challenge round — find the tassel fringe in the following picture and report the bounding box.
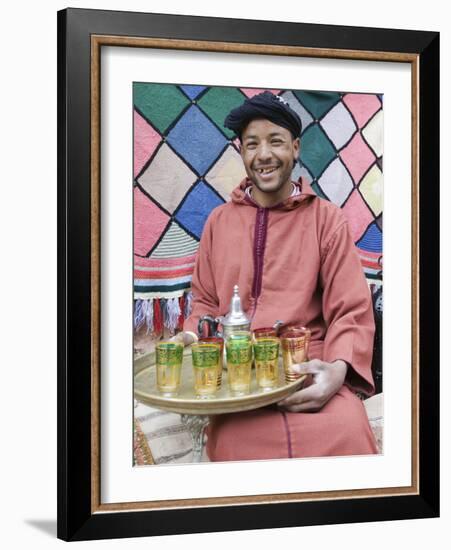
[134,290,194,336]
[184,291,193,318]
[166,297,181,334]
[177,295,185,331]
[153,299,163,336]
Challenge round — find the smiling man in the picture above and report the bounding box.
[240,117,299,206]
[176,91,378,461]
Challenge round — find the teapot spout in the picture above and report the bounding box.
[272,320,285,335]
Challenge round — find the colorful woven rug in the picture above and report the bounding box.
[133,85,383,335]
[134,401,209,464]
[133,417,154,466]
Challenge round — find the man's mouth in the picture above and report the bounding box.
[256,166,278,175]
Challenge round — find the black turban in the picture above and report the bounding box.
[224,91,302,140]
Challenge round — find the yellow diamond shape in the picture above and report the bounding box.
[359,164,383,217]
[205,145,247,199]
[362,110,383,157]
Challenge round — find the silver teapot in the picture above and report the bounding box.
[197,285,251,339]
[197,285,283,338]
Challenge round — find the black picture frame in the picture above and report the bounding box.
[57,7,439,541]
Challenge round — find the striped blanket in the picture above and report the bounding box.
[134,401,209,465]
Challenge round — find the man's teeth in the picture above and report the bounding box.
[257,167,277,174]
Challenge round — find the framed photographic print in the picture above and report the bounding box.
[57,7,439,541]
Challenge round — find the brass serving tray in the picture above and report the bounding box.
[134,347,307,415]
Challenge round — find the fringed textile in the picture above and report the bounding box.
[153,299,163,337]
[177,294,185,331]
[133,291,194,335]
[184,290,193,319]
[165,297,181,334]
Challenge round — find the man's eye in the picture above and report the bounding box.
[272,140,283,145]
[246,143,257,149]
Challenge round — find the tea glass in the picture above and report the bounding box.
[225,331,253,396]
[155,341,184,396]
[198,336,224,388]
[191,342,221,399]
[280,327,311,383]
[253,337,280,390]
[252,327,278,340]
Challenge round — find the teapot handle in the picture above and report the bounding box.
[197,315,219,338]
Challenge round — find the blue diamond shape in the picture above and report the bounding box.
[356,221,382,253]
[180,85,207,100]
[175,181,225,239]
[167,106,228,175]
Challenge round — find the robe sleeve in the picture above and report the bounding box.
[183,214,220,335]
[319,220,376,397]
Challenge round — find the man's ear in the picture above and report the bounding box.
[292,138,300,170]
[293,137,300,157]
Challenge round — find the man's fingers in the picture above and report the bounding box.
[291,359,323,376]
[277,383,320,408]
[277,359,344,413]
[169,332,194,346]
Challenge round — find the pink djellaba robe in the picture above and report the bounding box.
[183,177,378,461]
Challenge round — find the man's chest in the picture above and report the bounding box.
[209,211,323,293]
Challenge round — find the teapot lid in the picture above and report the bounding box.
[222,285,250,327]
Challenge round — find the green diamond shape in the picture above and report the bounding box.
[294,91,341,120]
[301,124,337,179]
[133,83,190,134]
[198,87,247,138]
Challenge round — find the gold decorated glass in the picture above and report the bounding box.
[280,328,311,383]
[155,341,184,396]
[253,337,280,390]
[191,343,221,399]
[252,327,278,339]
[198,336,224,388]
[226,331,253,396]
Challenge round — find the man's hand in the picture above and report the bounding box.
[170,331,196,347]
[277,359,348,413]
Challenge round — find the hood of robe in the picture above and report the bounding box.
[230,176,318,211]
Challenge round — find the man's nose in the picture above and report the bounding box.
[256,142,272,160]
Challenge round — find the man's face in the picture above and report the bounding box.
[240,118,300,196]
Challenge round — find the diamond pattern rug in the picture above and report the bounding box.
[133,84,383,336]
